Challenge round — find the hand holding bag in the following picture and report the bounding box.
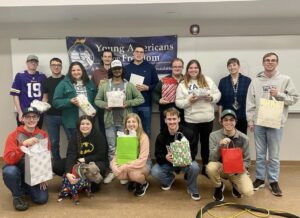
[170,132,192,167]
[221,140,244,174]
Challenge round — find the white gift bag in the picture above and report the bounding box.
[22,138,53,186]
[77,94,96,116]
[106,90,125,108]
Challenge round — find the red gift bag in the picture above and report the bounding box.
[161,77,178,103]
[221,146,244,174]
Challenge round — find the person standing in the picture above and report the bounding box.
[124,44,159,137]
[2,107,50,211]
[218,58,251,134]
[153,57,185,131]
[53,61,97,140]
[10,55,47,129]
[95,60,144,183]
[207,109,253,201]
[246,52,298,196]
[176,59,221,177]
[42,58,67,161]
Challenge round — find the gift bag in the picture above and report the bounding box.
[77,94,96,116]
[170,132,192,167]
[21,138,53,186]
[161,77,178,103]
[106,90,125,108]
[30,100,51,113]
[116,136,139,165]
[221,142,244,174]
[256,97,284,129]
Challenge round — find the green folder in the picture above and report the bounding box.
[116,136,139,165]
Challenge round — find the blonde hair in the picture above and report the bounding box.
[184,59,208,88]
[124,113,145,140]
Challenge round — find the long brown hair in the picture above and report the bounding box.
[184,59,208,88]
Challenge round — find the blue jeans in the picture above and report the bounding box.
[133,106,152,137]
[2,165,48,204]
[105,125,123,161]
[65,128,76,143]
[151,161,200,194]
[254,125,283,183]
[45,115,68,160]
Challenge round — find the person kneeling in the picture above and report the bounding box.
[2,107,50,211]
[151,107,200,201]
[207,109,254,201]
[111,113,151,197]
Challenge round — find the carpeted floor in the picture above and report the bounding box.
[0,162,299,218]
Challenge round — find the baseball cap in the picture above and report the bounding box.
[221,109,237,120]
[22,107,40,116]
[26,55,39,62]
[111,60,122,69]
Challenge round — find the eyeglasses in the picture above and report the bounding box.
[23,115,39,120]
[264,59,277,63]
[50,64,62,68]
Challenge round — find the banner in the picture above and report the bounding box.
[66,35,177,75]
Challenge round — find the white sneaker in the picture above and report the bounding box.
[103,172,115,184]
[120,180,128,185]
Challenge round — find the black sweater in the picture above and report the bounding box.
[65,128,109,173]
[154,125,198,165]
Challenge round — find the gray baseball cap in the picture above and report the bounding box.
[26,54,39,62]
[221,109,237,120]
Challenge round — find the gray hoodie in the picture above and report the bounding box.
[246,71,298,127]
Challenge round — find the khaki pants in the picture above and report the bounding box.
[206,162,254,196]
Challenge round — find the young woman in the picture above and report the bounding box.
[217,58,251,134]
[175,59,221,176]
[52,115,109,192]
[110,113,151,197]
[153,57,185,131]
[53,61,97,141]
[94,60,144,184]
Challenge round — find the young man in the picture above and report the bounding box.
[42,57,67,160]
[124,44,159,137]
[151,107,200,201]
[10,55,47,129]
[246,52,299,196]
[207,109,253,201]
[2,107,50,211]
[153,57,185,131]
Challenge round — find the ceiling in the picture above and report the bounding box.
[1,0,300,37]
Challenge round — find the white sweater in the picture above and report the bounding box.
[175,76,221,123]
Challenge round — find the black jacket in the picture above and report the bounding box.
[154,125,198,165]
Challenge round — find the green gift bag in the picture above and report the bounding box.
[170,132,192,167]
[116,136,139,165]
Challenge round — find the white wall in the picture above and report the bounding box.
[1,21,300,160]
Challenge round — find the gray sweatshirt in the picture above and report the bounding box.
[246,71,298,127]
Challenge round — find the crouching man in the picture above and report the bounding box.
[2,107,50,211]
[151,107,200,201]
[207,109,254,201]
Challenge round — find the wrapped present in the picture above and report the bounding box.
[77,94,96,116]
[21,138,53,186]
[192,88,211,97]
[106,90,125,108]
[170,132,192,167]
[30,100,51,113]
[161,77,178,103]
[116,133,139,165]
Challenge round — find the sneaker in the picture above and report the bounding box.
[232,185,242,198]
[187,189,201,201]
[161,177,175,191]
[13,196,28,211]
[269,182,283,197]
[120,179,128,185]
[127,181,136,192]
[253,179,265,191]
[103,172,115,184]
[134,181,149,197]
[213,182,225,201]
